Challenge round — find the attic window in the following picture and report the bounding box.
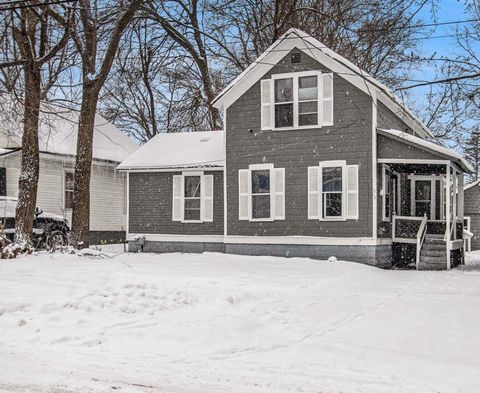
[291,53,301,64]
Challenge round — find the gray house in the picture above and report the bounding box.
[120,29,472,270]
[464,180,480,251]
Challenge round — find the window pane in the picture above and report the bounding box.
[416,201,431,219]
[65,191,73,209]
[415,181,431,201]
[325,193,342,217]
[274,78,293,103]
[322,167,342,192]
[252,170,270,193]
[299,113,318,126]
[275,103,293,128]
[252,194,270,219]
[65,172,74,191]
[185,199,200,210]
[299,101,318,114]
[385,194,390,217]
[184,209,201,221]
[298,76,317,100]
[185,176,201,197]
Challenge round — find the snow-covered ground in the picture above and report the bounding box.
[1,250,480,393]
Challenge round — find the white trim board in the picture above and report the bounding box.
[119,167,224,173]
[127,233,392,246]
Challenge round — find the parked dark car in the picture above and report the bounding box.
[0,197,70,249]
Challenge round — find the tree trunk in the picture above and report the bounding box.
[14,60,41,246]
[70,82,100,248]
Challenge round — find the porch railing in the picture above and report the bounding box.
[416,216,428,269]
[392,215,424,243]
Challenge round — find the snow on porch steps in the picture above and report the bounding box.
[0,252,480,393]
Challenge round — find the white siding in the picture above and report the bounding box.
[0,152,126,232]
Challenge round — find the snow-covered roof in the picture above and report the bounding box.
[0,100,138,163]
[118,131,224,170]
[378,129,473,172]
[213,28,433,139]
[465,180,479,191]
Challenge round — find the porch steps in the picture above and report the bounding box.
[418,236,447,270]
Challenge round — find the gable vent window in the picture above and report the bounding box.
[238,164,285,222]
[307,161,358,221]
[261,71,334,130]
[291,52,301,64]
[172,171,214,223]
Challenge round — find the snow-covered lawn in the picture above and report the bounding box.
[1,251,480,393]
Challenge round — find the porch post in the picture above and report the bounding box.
[445,163,451,270]
[459,171,465,264]
[452,171,457,240]
[458,171,464,220]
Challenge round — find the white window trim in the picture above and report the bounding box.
[318,160,347,221]
[271,71,323,131]
[249,163,275,222]
[63,170,74,211]
[408,174,444,220]
[381,164,390,222]
[175,171,213,224]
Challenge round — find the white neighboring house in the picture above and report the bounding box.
[0,104,138,244]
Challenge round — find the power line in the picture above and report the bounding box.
[0,0,77,12]
[396,72,480,90]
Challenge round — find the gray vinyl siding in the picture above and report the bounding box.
[464,185,480,250]
[128,171,224,235]
[377,134,444,161]
[225,49,373,238]
[377,101,413,134]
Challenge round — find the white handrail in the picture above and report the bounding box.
[416,215,428,270]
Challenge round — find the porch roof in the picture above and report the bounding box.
[377,129,473,173]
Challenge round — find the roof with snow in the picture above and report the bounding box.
[0,100,138,163]
[118,131,224,170]
[213,28,433,139]
[378,128,473,173]
[465,180,479,191]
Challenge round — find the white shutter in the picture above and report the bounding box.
[172,175,182,221]
[238,169,250,220]
[273,168,285,220]
[346,165,359,219]
[203,175,214,222]
[322,73,334,126]
[307,166,320,219]
[261,79,273,130]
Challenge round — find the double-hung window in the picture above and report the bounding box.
[261,71,333,130]
[238,164,285,221]
[64,171,74,209]
[308,161,359,221]
[172,171,214,223]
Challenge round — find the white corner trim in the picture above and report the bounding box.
[126,234,392,246]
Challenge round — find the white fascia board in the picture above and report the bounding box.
[118,166,224,172]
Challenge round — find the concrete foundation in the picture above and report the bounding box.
[128,240,392,268]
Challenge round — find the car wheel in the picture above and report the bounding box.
[46,231,66,251]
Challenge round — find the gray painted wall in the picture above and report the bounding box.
[225,49,374,238]
[377,101,413,134]
[128,171,224,235]
[377,134,444,161]
[465,185,480,250]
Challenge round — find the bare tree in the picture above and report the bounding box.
[0,3,71,247]
[146,0,223,130]
[62,0,142,248]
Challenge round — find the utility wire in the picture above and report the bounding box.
[396,72,480,90]
[0,0,77,12]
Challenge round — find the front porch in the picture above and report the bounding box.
[379,161,466,270]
